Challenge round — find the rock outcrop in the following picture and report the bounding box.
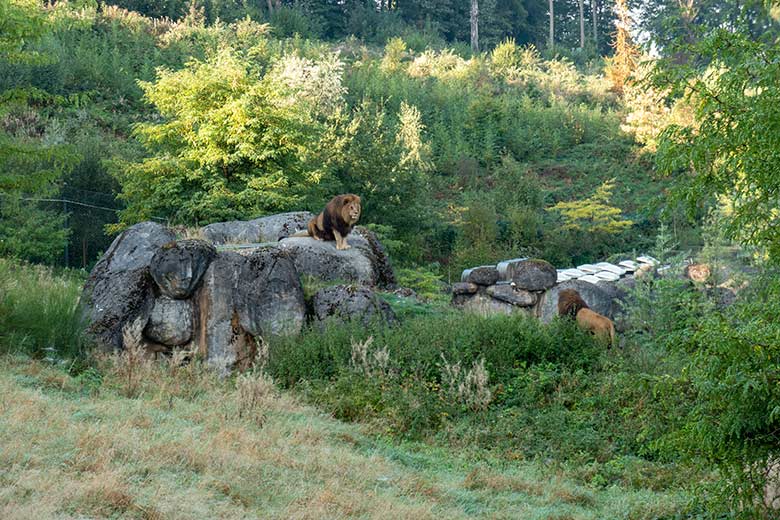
[453,256,660,322]
[82,215,398,372]
[312,285,396,327]
[278,226,395,289]
[81,222,176,351]
[200,212,313,244]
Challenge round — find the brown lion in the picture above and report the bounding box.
[558,288,616,347]
[290,194,362,250]
[558,288,589,319]
[576,308,616,347]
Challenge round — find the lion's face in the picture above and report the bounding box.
[341,195,362,225]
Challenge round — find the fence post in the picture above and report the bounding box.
[63,198,68,268]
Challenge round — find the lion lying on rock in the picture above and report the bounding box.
[557,288,615,347]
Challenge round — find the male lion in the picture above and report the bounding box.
[290,194,362,250]
[557,288,589,319]
[557,288,616,347]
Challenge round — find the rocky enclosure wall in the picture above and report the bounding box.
[452,256,660,323]
[81,213,396,371]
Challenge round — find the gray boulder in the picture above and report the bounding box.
[462,265,500,286]
[352,227,397,288]
[235,247,305,337]
[193,252,254,371]
[144,297,193,346]
[312,285,396,327]
[505,259,557,291]
[538,279,621,323]
[81,222,176,351]
[486,284,536,306]
[453,292,533,317]
[278,228,395,288]
[150,239,216,299]
[452,282,479,295]
[200,212,314,245]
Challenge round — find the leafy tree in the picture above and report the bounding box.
[113,48,341,226]
[0,0,78,263]
[654,26,780,260]
[637,0,778,55]
[321,99,434,261]
[548,179,632,234]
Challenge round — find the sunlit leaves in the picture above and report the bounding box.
[548,179,633,234]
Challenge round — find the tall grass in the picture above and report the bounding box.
[0,258,87,359]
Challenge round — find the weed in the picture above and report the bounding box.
[235,370,276,426]
[440,355,492,411]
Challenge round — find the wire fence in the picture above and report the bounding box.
[1,188,165,270]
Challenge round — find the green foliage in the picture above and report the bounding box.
[0,0,81,263]
[113,47,337,225]
[654,29,780,261]
[0,258,87,359]
[321,98,433,257]
[380,36,407,73]
[268,312,603,439]
[395,266,446,302]
[644,275,780,518]
[548,179,633,235]
[0,0,50,65]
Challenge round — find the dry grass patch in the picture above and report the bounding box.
[548,485,596,507]
[0,355,692,519]
[463,468,544,495]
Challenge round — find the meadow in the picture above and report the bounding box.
[0,259,696,519]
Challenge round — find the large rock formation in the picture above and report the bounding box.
[81,215,398,372]
[81,222,176,351]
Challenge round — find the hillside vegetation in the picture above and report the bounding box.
[1,1,665,274]
[4,1,780,518]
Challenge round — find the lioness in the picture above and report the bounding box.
[290,194,362,250]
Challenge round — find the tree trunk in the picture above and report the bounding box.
[470,0,479,53]
[266,0,274,15]
[579,0,585,49]
[592,0,598,48]
[548,0,554,49]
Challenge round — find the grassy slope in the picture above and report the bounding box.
[0,355,687,519]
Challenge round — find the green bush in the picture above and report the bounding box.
[267,312,603,438]
[648,275,780,517]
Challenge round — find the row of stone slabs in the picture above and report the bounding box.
[556,255,660,284]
